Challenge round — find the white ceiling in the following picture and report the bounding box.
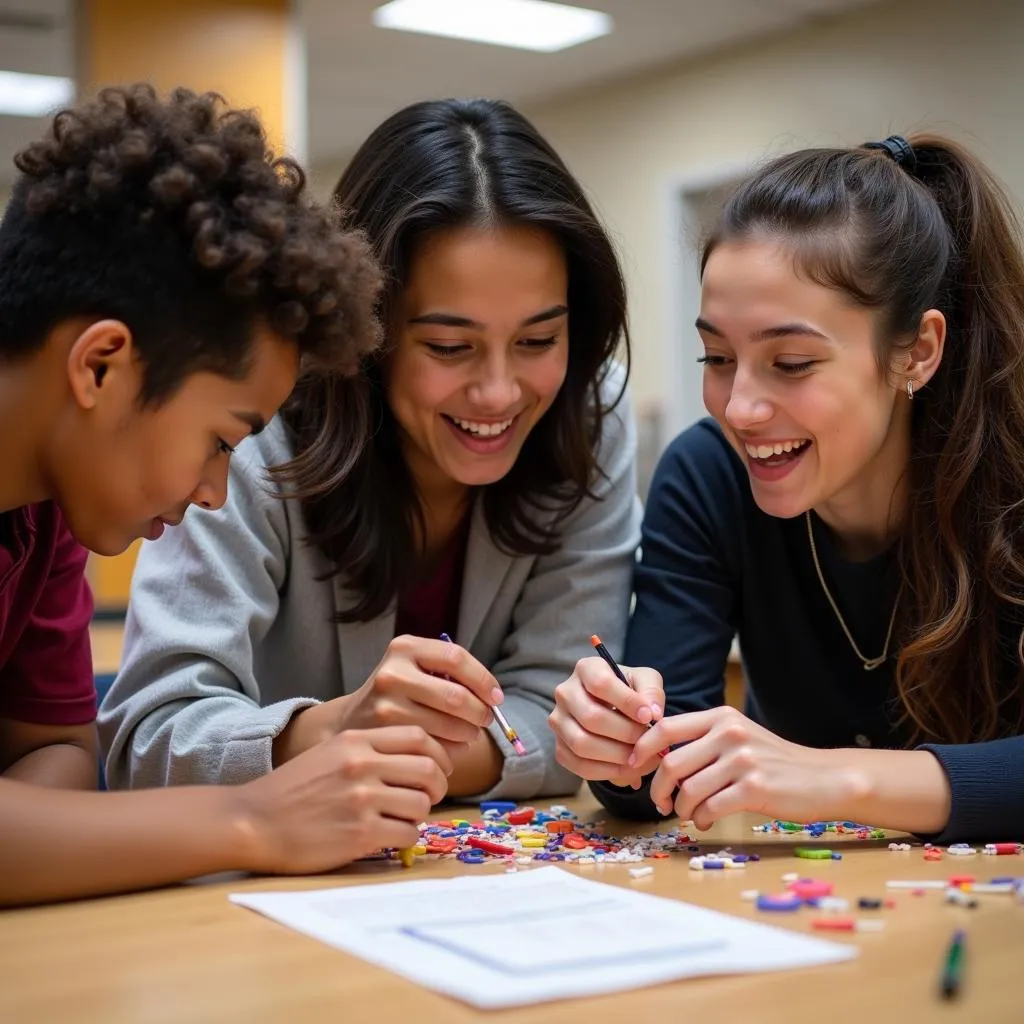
[0,0,880,183]
[0,0,74,183]
[300,0,879,166]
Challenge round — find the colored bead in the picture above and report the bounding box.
[629,866,654,879]
[816,897,850,912]
[545,820,575,834]
[795,848,834,860]
[857,897,883,910]
[787,880,834,900]
[478,801,516,814]
[756,893,802,912]
[506,808,535,825]
[466,837,516,856]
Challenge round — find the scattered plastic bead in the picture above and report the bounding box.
[756,893,802,912]
[787,880,834,900]
[948,874,975,888]
[795,848,834,860]
[945,888,978,908]
[479,801,516,814]
[629,866,654,879]
[816,897,850,912]
[857,897,883,910]
[812,917,885,933]
[782,872,800,883]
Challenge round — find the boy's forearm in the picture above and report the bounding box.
[0,777,259,907]
[3,742,97,790]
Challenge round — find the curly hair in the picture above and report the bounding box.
[0,83,382,403]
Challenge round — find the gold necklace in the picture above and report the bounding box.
[805,511,899,671]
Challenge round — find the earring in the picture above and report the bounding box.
[906,379,915,400]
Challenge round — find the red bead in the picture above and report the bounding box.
[812,917,855,931]
[466,837,516,855]
[989,843,1019,855]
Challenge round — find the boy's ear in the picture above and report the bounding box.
[66,319,136,411]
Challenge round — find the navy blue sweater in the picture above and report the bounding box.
[592,419,1024,842]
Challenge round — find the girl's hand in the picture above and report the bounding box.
[338,635,499,750]
[549,657,664,787]
[630,706,858,829]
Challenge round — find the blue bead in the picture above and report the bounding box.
[479,800,517,813]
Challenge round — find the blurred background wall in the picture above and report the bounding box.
[0,0,1016,660]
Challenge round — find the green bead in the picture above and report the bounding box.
[795,847,834,859]
[779,822,803,832]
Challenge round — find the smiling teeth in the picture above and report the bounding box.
[744,439,810,460]
[451,416,514,437]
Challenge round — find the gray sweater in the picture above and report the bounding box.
[99,371,641,802]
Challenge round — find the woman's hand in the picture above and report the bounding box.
[548,656,665,787]
[630,706,860,829]
[336,635,500,751]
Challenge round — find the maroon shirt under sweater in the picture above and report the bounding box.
[0,501,95,726]
[394,518,470,642]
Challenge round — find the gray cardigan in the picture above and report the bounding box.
[99,370,641,801]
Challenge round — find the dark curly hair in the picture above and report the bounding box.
[0,82,382,404]
[276,97,630,622]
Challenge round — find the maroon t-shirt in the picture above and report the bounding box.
[394,519,470,642]
[0,501,95,726]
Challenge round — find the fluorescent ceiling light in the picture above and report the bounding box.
[373,0,612,53]
[0,70,74,117]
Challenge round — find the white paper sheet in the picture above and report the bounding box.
[230,866,856,1009]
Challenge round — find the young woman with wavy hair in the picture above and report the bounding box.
[550,132,1024,842]
[103,98,641,804]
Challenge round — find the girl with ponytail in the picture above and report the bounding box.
[549,133,1024,841]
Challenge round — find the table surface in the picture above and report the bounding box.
[2,798,1021,1023]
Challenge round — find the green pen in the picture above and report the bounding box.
[940,928,965,999]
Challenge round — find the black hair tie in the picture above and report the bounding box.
[863,134,917,174]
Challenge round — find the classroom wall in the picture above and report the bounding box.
[514,0,1024,446]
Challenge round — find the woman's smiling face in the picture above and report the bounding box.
[384,223,570,496]
[698,239,914,523]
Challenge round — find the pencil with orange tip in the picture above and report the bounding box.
[590,634,668,757]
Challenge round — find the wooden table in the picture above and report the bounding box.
[2,798,1021,1023]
